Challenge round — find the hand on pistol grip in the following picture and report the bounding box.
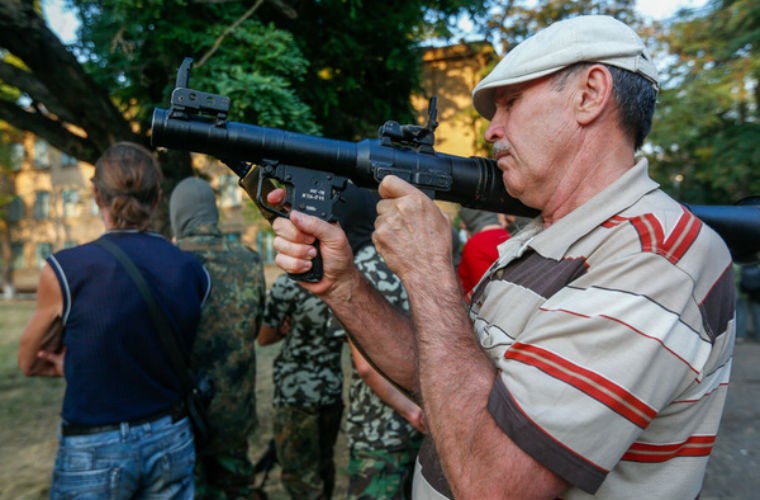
[239,161,347,282]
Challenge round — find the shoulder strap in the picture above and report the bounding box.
[93,237,194,393]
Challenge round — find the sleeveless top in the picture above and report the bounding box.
[48,230,211,426]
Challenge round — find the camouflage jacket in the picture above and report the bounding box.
[263,273,344,408]
[329,244,423,452]
[175,224,266,453]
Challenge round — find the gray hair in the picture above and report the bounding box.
[551,63,657,150]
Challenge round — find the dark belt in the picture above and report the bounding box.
[61,401,186,437]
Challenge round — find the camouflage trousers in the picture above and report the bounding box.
[347,437,423,500]
[195,443,262,500]
[273,402,344,500]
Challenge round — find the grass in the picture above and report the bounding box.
[0,299,350,500]
[0,300,63,499]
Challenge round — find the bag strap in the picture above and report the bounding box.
[93,237,194,394]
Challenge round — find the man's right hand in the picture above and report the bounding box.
[267,188,358,297]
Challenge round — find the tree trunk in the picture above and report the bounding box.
[0,0,139,158]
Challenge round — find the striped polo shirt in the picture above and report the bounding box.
[414,160,736,499]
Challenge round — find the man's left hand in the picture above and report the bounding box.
[374,175,453,282]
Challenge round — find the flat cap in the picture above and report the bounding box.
[472,15,659,119]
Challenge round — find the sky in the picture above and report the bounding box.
[42,0,709,45]
[636,0,708,19]
[41,0,79,44]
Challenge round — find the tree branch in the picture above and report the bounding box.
[0,0,138,153]
[0,60,77,123]
[267,0,298,19]
[0,100,99,163]
[190,0,297,19]
[195,0,265,68]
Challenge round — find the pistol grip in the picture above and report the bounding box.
[287,240,324,283]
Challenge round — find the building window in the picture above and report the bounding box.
[60,152,78,168]
[7,196,24,222]
[225,232,241,243]
[33,138,50,169]
[11,243,24,269]
[36,243,52,268]
[10,143,24,171]
[34,191,50,219]
[219,174,241,208]
[63,189,81,218]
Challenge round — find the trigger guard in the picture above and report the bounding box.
[255,169,290,222]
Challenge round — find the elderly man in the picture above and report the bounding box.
[268,15,736,499]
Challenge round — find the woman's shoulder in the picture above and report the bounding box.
[100,231,205,274]
[50,238,105,265]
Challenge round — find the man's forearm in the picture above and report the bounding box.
[324,266,419,392]
[408,271,567,498]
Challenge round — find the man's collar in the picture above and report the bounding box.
[526,159,659,260]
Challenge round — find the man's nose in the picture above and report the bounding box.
[484,114,505,143]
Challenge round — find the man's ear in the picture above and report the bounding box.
[575,64,614,125]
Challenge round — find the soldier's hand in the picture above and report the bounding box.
[278,316,291,337]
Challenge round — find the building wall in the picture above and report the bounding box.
[413,42,494,158]
[5,42,493,292]
[10,135,101,291]
[413,42,495,220]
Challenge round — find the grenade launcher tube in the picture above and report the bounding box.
[151,108,538,217]
[151,108,760,262]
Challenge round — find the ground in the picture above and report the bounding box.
[701,339,760,500]
[1,299,757,499]
[0,299,349,500]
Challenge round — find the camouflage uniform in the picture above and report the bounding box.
[329,245,424,500]
[176,223,266,500]
[262,273,344,499]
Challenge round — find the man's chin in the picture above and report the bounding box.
[503,181,536,209]
[502,175,520,199]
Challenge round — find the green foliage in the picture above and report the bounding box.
[472,0,639,55]
[253,0,490,139]
[0,124,21,224]
[66,0,488,142]
[70,0,319,133]
[646,0,760,203]
[190,22,319,134]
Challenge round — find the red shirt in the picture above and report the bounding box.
[457,228,510,297]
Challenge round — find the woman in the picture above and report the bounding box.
[18,142,211,499]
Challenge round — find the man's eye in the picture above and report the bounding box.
[497,94,518,111]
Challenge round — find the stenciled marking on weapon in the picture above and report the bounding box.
[299,188,327,212]
[302,188,327,202]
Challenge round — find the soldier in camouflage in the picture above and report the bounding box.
[169,177,266,499]
[258,272,344,499]
[330,186,425,500]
